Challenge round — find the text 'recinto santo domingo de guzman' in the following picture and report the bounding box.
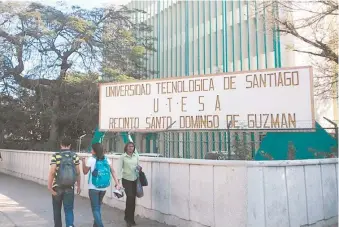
[103,70,302,131]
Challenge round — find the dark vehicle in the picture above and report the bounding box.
[139,153,163,158]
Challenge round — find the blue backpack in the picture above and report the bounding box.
[90,157,111,188]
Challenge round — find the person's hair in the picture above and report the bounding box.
[60,137,72,147]
[92,143,104,160]
[124,142,135,153]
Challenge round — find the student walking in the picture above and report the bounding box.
[48,137,81,227]
[118,142,139,227]
[81,143,121,227]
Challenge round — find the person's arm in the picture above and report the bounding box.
[48,164,57,196]
[74,154,81,194]
[110,164,121,189]
[117,155,124,184]
[81,157,90,175]
[48,154,57,195]
[76,165,81,194]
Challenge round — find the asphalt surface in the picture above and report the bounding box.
[0,173,173,227]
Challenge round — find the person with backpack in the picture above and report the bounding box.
[81,143,121,227]
[48,137,81,227]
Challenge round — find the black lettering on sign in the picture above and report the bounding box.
[167,97,172,112]
[225,115,239,128]
[224,76,236,90]
[156,78,215,94]
[153,98,159,113]
[146,116,173,129]
[108,117,140,129]
[245,71,300,88]
[105,84,151,97]
[215,95,221,111]
[199,96,205,111]
[247,113,296,128]
[181,97,187,112]
[180,115,219,129]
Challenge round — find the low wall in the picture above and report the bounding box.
[0,149,337,227]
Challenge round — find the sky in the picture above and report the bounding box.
[3,0,129,9]
[2,0,131,78]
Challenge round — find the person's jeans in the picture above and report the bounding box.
[52,187,75,227]
[89,189,106,227]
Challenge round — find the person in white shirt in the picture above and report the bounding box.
[81,143,121,227]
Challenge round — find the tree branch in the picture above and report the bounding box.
[279,26,338,63]
[292,49,329,59]
[0,28,19,45]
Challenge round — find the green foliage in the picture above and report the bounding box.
[113,74,136,82]
[0,2,155,149]
[101,68,136,82]
[121,30,135,43]
[67,16,91,33]
[131,46,146,58]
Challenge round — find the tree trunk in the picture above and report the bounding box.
[47,59,70,150]
[0,127,4,148]
[47,96,60,150]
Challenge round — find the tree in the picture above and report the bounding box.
[0,2,154,149]
[256,0,338,99]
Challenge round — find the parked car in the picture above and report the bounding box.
[204,151,236,160]
[139,153,163,158]
[107,152,123,156]
[106,152,163,157]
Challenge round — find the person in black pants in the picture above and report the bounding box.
[118,142,139,227]
[122,179,137,225]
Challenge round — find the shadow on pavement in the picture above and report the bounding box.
[0,173,172,227]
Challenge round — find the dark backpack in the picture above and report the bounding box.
[56,151,77,187]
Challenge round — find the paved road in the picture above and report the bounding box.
[0,173,173,227]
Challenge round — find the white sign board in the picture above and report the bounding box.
[99,66,314,131]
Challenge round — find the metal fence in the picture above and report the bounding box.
[157,131,259,160]
[2,127,337,160]
[96,126,338,160]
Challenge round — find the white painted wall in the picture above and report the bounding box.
[0,149,337,227]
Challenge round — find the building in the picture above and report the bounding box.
[102,0,337,159]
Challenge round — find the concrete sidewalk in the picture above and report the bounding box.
[0,173,173,227]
